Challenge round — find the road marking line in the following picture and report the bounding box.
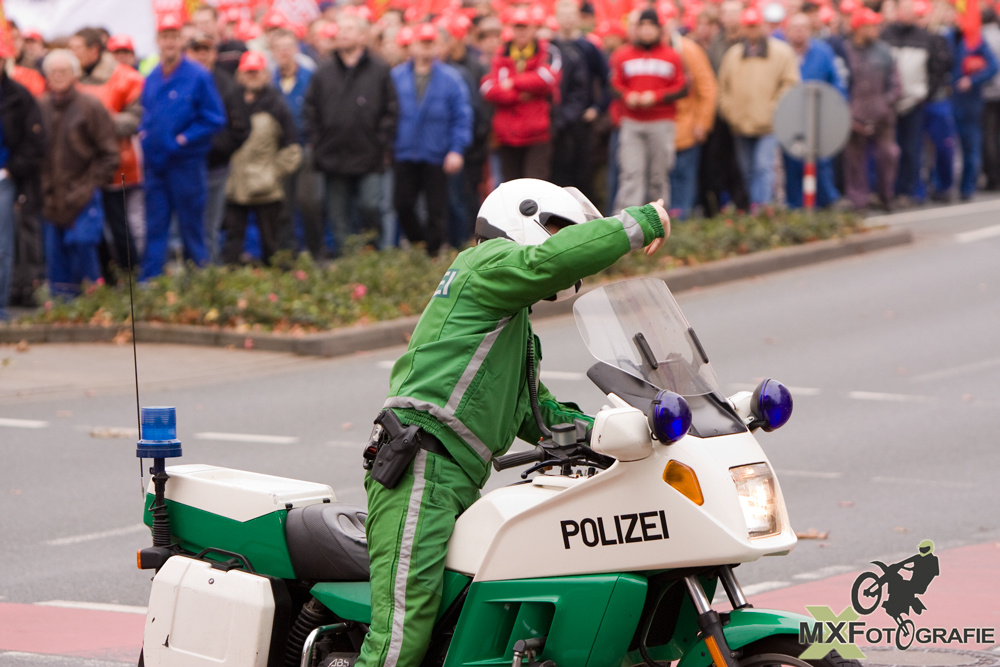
[865,198,1000,225]
[741,581,792,596]
[792,564,855,580]
[44,524,147,547]
[0,417,49,429]
[376,360,395,369]
[780,470,843,479]
[36,600,147,615]
[956,223,1000,244]
[871,475,976,489]
[913,356,1000,382]
[848,390,933,403]
[540,370,587,381]
[194,432,299,445]
[0,652,129,666]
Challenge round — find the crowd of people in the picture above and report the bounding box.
[2,0,999,318]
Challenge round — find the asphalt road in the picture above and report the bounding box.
[1,200,998,619]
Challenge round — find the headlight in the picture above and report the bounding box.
[730,463,779,538]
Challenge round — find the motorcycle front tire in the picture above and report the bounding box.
[851,572,882,615]
[739,635,864,667]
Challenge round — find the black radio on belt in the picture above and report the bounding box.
[363,409,422,490]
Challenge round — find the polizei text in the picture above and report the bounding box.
[560,510,669,549]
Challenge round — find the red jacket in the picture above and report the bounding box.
[610,42,687,122]
[78,52,145,187]
[480,40,561,147]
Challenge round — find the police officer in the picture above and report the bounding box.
[358,179,670,667]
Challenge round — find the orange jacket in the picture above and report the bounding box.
[78,52,145,186]
[672,36,717,152]
[12,66,45,98]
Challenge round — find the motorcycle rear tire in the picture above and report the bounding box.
[895,620,915,651]
[739,635,864,667]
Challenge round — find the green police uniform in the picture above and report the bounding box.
[358,204,666,667]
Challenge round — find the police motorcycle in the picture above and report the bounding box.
[136,277,857,667]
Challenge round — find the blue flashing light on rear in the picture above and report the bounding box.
[648,390,692,443]
[136,406,183,458]
[751,379,793,432]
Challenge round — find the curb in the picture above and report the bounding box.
[0,227,912,357]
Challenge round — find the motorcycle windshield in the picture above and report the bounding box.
[573,279,718,397]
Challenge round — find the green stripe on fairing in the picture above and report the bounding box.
[143,494,297,579]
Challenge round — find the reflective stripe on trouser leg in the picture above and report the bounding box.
[358,451,479,667]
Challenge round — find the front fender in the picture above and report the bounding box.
[675,608,813,667]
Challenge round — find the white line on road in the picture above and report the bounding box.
[194,432,299,445]
[44,524,147,547]
[956,223,1000,244]
[779,470,843,479]
[792,564,856,580]
[0,652,131,666]
[376,360,395,369]
[871,475,977,489]
[847,391,933,403]
[0,417,49,429]
[36,600,147,615]
[540,370,587,381]
[866,198,1000,225]
[912,356,1000,383]
[741,581,792,596]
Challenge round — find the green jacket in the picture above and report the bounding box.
[383,204,665,486]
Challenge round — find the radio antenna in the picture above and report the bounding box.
[119,174,143,497]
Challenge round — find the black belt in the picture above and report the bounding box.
[419,430,452,460]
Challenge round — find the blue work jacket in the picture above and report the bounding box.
[799,39,847,96]
[391,60,472,165]
[274,65,313,145]
[952,31,999,112]
[139,58,226,169]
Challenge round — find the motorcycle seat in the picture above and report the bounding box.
[285,503,370,581]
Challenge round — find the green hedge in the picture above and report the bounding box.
[15,209,865,333]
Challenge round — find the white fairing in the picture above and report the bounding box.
[143,556,275,667]
[446,430,796,582]
[149,464,335,521]
[591,405,653,461]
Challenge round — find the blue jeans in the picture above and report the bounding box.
[921,99,956,197]
[669,145,702,219]
[142,159,209,280]
[783,154,840,208]
[44,191,103,297]
[733,133,779,207]
[895,104,926,199]
[953,98,984,198]
[0,177,16,320]
[203,165,229,263]
[324,172,383,255]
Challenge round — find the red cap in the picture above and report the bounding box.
[839,0,860,14]
[913,0,931,17]
[262,11,289,29]
[157,13,185,33]
[107,34,135,52]
[595,19,627,37]
[438,12,472,40]
[657,1,679,21]
[818,5,836,23]
[238,50,268,71]
[319,22,340,39]
[529,4,549,25]
[396,25,415,46]
[850,7,882,30]
[415,22,439,41]
[235,21,262,41]
[22,28,44,42]
[223,8,242,23]
[509,7,533,25]
[740,6,763,25]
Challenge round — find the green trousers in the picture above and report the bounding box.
[357,449,481,667]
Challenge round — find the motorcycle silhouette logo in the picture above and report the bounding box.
[850,539,940,650]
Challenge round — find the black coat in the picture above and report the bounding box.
[304,49,398,176]
[208,67,252,170]
[0,73,45,188]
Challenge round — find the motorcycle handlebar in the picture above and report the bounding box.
[492,446,546,472]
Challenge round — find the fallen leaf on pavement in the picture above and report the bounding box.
[893,526,912,534]
[91,427,138,439]
[795,529,829,539]
[16,340,29,352]
[838,500,855,508]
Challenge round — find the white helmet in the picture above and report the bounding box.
[475,179,603,301]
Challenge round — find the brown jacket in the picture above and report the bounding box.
[672,36,717,152]
[717,37,800,137]
[40,87,120,227]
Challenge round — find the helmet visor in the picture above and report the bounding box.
[562,186,603,221]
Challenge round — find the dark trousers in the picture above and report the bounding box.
[698,114,749,216]
[221,201,288,265]
[101,186,139,279]
[894,104,925,199]
[394,161,448,256]
[982,100,1000,190]
[551,120,592,197]
[497,142,553,182]
[844,123,899,210]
